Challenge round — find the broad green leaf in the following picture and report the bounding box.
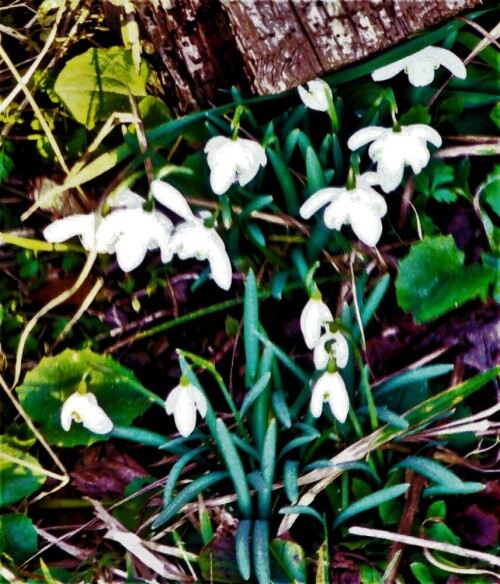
[16,349,154,447]
[410,562,437,584]
[270,538,307,584]
[54,47,148,129]
[333,484,409,528]
[0,514,38,563]
[0,443,46,506]
[395,235,494,323]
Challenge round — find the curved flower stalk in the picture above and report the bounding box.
[348,125,442,193]
[372,46,467,87]
[61,391,113,434]
[205,136,267,195]
[300,173,387,246]
[313,329,349,370]
[300,296,334,350]
[165,375,207,437]
[298,79,332,112]
[310,370,349,423]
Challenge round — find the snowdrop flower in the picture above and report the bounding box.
[61,391,113,434]
[298,79,332,112]
[170,213,232,290]
[348,125,442,193]
[300,296,333,350]
[205,136,267,195]
[165,376,207,437]
[300,173,387,246]
[372,46,467,87]
[310,371,349,422]
[313,330,349,370]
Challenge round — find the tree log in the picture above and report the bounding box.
[129,0,482,112]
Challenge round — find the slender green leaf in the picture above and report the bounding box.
[216,419,253,519]
[423,482,484,497]
[236,519,252,581]
[259,419,277,518]
[305,145,326,193]
[241,374,271,418]
[253,520,270,584]
[396,456,463,488]
[244,269,259,388]
[279,505,324,525]
[163,445,209,505]
[283,460,299,504]
[333,484,410,528]
[153,471,228,528]
[267,148,299,214]
[374,364,454,397]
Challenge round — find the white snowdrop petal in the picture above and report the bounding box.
[371,58,408,82]
[408,124,442,148]
[326,373,350,423]
[300,188,340,219]
[175,389,197,437]
[210,159,237,195]
[433,46,467,79]
[351,209,383,247]
[407,62,436,86]
[108,188,144,209]
[300,299,333,350]
[43,214,94,245]
[165,386,180,415]
[190,386,208,419]
[114,233,149,272]
[151,180,194,220]
[208,241,232,290]
[322,193,351,231]
[313,342,329,370]
[310,380,326,418]
[347,126,388,151]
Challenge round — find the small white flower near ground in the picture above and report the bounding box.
[205,136,267,195]
[300,297,334,350]
[371,46,467,87]
[165,377,208,437]
[300,173,387,246]
[61,391,113,434]
[310,370,349,423]
[347,125,442,193]
[297,79,333,112]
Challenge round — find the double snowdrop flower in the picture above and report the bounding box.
[298,79,332,112]
[372,46,467,87]
[165,375,207,437]
[348,124,442,193]
[205,136,267,195]
[300,172,387,246]
[61,389,113,434]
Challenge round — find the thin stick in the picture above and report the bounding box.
[348,526,500,568]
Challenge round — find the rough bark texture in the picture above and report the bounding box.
[126,0,482,111]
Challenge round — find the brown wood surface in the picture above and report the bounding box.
[126,0,482,111]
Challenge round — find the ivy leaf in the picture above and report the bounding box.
[396,236,494,323]
[54,47,148,129]
[0,514,38,562]
[16,349,154,447]
[414,159,457,204]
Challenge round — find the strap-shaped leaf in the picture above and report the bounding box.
[253,520,270,584]
[236,519,252,581]
[244,269,259,388]
[283,460,300,504]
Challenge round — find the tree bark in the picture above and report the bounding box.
[127,0,482,112]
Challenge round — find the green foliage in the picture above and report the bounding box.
[396,235,495,322]
[0,442,46,506]
[0,514,38,563]
[54,47,148,129]
[16,349,154,446]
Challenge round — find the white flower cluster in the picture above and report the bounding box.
[297,45,466,247]
[300,296,350,423]
[43,180,232,290]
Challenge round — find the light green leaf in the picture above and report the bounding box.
[0,443,46,506]
[396,235,494,323]
[270,538,307,584]
[16,349,155,447]
[54,47,148,129]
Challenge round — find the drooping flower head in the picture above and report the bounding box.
[61,389,113,434]
[348,125,442,193]
[310,370,349,423]
[372,46,467,87]
[300,173,387,246]
[313,329,349,371]
[165,374,208,437]
[300,294,333,350]
[205,136,267,195]
[298,79,332,112]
